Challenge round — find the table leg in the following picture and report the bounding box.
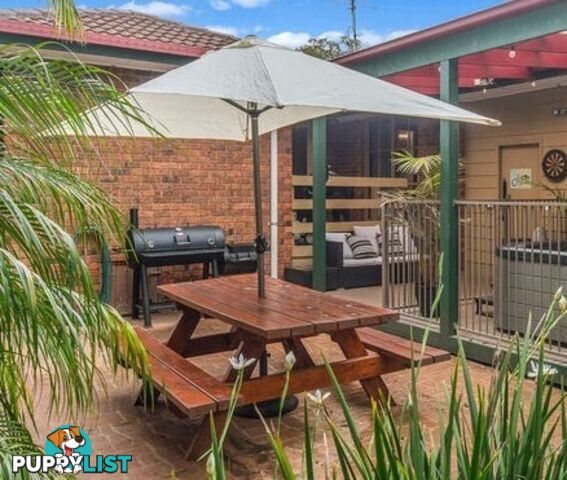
[166,308,201,355]
[331,329,391,403]
[186,412,227,461]
[282,338,315,368]
[185,335,266,459]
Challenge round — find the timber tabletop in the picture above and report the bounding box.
[158,274,398,340]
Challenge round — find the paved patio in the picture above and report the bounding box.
[33,308,497,479]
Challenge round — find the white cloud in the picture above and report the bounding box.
[231,0,271,8]
[117,0,191,17]
[205,24,264,37]
[265,27,418,51]
[318,30,343,42]
[210,0,231,11]
[267,31,310,49]
[205,25,239,36]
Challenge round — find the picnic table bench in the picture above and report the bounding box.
[131,274,449,460]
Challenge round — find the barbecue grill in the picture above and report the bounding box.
[127,209,225,326]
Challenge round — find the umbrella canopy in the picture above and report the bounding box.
[90,37,499,140]
[75,36,500,298]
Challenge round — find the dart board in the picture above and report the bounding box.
[542,149,567,182]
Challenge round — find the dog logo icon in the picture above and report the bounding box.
[12,424,131,475]
[45,425,91,475]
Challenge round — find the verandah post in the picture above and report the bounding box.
[311,117,327,292]
[439,58,459,341]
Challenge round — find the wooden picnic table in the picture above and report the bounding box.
[148,274,400,459]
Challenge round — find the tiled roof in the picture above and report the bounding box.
[0,8,237,57]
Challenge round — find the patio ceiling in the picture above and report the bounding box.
[383,32,567,96]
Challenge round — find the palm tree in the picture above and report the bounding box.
[0,4,152,477]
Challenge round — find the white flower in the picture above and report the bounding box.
[559,296,567,312]
[554,286,564,302]
[206,453,215,475]
[527,360,558,379]
[229,354,255,371]
[284,351,296,371]
[307,389,331,407]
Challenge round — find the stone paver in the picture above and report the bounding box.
[30,311,512,479]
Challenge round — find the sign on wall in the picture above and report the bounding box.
[510,168,532,189]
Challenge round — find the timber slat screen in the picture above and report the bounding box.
[292,175,407,263]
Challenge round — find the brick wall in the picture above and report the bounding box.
[77,67,293,312]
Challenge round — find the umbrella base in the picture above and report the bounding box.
[234,396,299,419]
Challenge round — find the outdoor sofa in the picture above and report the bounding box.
[325,224,419,289]
[285,224,419,290]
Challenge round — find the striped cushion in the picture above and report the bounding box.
[346,235,378,259]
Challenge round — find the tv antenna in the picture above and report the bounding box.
[349,0,358,45]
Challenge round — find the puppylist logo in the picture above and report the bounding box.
[11,424,132,475]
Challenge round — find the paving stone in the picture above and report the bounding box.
[28,310,555,479]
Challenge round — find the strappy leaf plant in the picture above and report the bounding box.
[206,287,566,479]
[0,4,154,478]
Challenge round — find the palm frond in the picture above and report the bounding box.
[0,1,154,475]
[0,157,123,241]
[0,411,58,480]
[390,150,464,201]
[0,43,159,165]
[0,245,148,422]
[46,0,84,40]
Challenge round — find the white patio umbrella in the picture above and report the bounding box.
[77,36,500,298]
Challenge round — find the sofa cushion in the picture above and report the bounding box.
[326,232,353,259]
[346,235,378,259]
[377,226,417,256]
[353,224,381,251]
[343,257,381,267]
[342,253,420,268]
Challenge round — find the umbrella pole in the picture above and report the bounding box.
[250,106,267,298]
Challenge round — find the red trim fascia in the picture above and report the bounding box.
[0,19,207,58]
[336,0,560,66]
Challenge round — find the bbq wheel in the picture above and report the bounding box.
[542,149,567,182]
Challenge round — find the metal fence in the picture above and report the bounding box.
[381,200,441,327]
[457,200,567,355]
[382,199,567,359]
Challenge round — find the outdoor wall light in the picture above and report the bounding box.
[509,45,516,59]
[396,129,415,151]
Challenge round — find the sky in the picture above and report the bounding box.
[4,0,505,48]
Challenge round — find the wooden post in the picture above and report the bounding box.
[311,117,327,292]
[439,58,459,341]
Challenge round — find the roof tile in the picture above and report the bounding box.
[0,8,237,54]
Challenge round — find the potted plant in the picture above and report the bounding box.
[384,151,463,318]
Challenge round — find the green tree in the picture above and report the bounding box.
[299,37,344,60]
[298,34,360,60]
[0,4,151,478]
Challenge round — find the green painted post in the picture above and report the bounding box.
[311,117,327,291]
[440,59,459,341]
